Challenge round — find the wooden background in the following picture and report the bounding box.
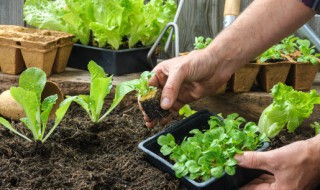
[1,0,319,55]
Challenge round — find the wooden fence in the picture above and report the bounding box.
[1,0,319,55]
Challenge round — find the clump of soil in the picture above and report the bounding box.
[0,96,316,189]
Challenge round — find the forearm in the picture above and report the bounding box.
[206,0,316,74]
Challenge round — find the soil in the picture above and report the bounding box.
[0,95,317,190]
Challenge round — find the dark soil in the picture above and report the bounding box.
[0,96,317,190]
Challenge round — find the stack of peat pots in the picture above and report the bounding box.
[0,25,74,76]
[230,58,319,93]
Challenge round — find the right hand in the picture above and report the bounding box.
[145,49,235,127]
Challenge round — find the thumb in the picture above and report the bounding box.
[160,69,186,110]
[234,151,270,172]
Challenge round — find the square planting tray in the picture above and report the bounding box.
[67,44,156,75]
[138,110,269,190]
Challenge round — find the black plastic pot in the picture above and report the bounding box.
[138,110,269,190]
[67,44,156,75]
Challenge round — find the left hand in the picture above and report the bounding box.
[235,135,320,190]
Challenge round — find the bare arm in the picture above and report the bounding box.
[146,0,316,128]
[206,0,316,75]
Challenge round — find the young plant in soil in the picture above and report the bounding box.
[118,71,170,120]
[257,45,284,63]
[295,39,320,65]
[71,61,129,123]
[0,68,74,143]
[193,36,213,50]
[276,35,298,55]
[258,82,320,138]
[179,104,197,118]
[157,113,269,181]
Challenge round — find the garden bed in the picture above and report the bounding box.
[0,93,317,189]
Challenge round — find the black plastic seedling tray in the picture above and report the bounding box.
[138,110,269,190]
[67,44,156,75]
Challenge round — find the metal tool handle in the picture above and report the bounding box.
[147,0,185,68]
[147,22,179,68]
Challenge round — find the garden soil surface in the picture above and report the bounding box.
[0,95,317,190]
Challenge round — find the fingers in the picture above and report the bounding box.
[239,174,276,190]
[160,68,187,110]
[235,151,271,172]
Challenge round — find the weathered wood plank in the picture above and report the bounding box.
[0,0,25,26]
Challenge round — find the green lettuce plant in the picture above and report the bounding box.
[257,45,283,63]
[71,61,132,123]
[24,0,177,49]
[193,36,213,50]
[158,114,268,181]
[276,35,298,55]
[258,82,320,138]
[296,39,320,65]
[179,104,197,118]
[0,68,75,143]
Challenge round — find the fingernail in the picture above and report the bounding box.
[234,154,243,163]
[161,97,171,109]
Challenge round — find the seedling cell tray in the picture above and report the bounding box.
[67,44,156,75]
[138,110,269,190]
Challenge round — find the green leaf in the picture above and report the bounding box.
[43,96,76,142]
[19,67,46,101]
[258,83,320,138]
[157,134,175,146]
[40,94,58,137]
[88,61,106,80]
[0,117,32,142]
[225,166,236,176]
[179,104,197,118]
[10,87,40,140]
[211,166,224,178]
[225,158,237,166]
[160,145,174,156]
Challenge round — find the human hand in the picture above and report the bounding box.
[144,49,235,127]
[236,135,320,190]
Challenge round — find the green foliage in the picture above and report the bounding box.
[179,104,197,118]
[258,83,320,138]
[24,0,177,49]
[72,61,124,123]
[257,35,319,64]
[276,35,298,54]
[193,36,213,50]
[117,71,157,98]
[310,122,320,135]
[296,39,320,65]
[0,68,74,143]
[158,114,268,181]
[258,45,282,63]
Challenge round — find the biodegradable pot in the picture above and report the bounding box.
[42,30,74,73]
[0,81,64,120]
[258,62,291,92]
[286,62,319,91]
[20,35,58,76]
[0,36,25,75]
[0,26,75,75]
[67,44,156,75]
[231,63,260,93]
[139,110,269,190]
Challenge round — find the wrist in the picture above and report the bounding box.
[306,135,320,177]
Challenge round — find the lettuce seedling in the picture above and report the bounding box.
[258,83,320,138]
[296,39,320,65]
[0,68,75,143]
[257,45,283,63]
[71,61,129,123]
[193,36,213,50]
[276,35,298,55]
[158,113,268,181]
[179,104,197,118]
[117,71,170,120]
[310,122,320,135]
